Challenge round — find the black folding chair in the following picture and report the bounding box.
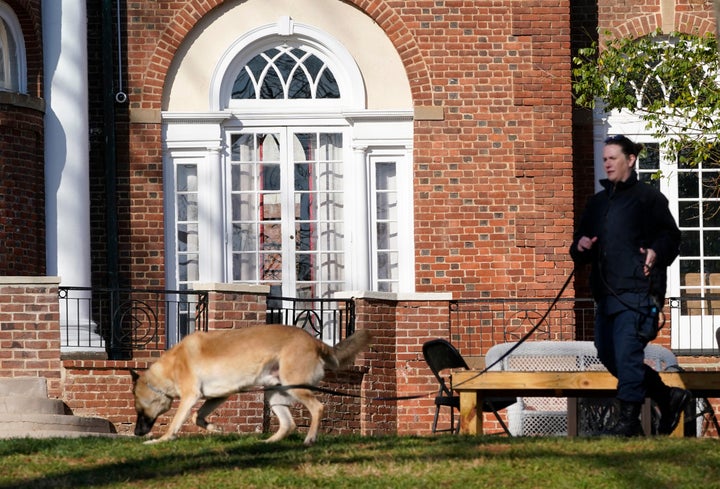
[422,339,514,435]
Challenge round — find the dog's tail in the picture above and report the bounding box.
[324,329,372,370]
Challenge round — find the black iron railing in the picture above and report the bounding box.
[266,295,355,344]
[449,295,720,357]
[58,287,208,359]
[449,297,597,356]
[58,287,354,359]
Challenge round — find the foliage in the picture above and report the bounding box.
[1,434,720,488]
[573,30,720,168]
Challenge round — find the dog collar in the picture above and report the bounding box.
[146,381,172,399]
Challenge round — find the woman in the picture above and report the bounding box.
[570,134,688,436]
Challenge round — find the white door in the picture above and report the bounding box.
[228,128,346,300]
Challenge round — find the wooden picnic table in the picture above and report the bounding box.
[453,370,720,437]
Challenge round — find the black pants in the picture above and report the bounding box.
[594,305,668,403]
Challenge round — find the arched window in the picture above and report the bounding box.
[0,3,25,93]
[164,16,414,344]
[232,46,340,100]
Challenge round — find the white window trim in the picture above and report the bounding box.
[210,17,365,112]
[366,146,415,293]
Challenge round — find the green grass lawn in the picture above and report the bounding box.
[1,434,719,489]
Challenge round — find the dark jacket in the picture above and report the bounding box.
[570,172,681,303]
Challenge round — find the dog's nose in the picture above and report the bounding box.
[134,414,155,436]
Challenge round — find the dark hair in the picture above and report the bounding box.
[604,134,643,158]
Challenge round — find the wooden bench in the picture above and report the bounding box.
[453,370,720,437]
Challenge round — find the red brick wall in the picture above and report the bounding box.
[80,0,720,299]
[394,299,451,434]
[354,297,399,435]
[0,278,62,398]
[202,285,268,329]
[0,99,45,276]
[0,2,45,276]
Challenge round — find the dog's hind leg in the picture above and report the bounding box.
[265,391,297,443]
[292,389,324,446]
[192,397,228,433]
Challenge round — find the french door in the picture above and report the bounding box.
[228,128,346,300]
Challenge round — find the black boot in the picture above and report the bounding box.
[601,400,643,437]
[657,387,691,435]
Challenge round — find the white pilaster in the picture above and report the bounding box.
[43,0,99,350]
[350,144,370,290]
[205,145,226,282]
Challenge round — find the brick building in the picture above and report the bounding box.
[0,0,717,437]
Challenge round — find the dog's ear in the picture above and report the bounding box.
[130,369,141,383]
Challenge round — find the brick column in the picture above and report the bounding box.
[0,276,62,398]
[192,282,269,329]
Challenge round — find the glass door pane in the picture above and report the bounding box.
[228,129,345,300]
[291,131,345,299]
[230,132,283,288]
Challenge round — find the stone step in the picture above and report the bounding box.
[0,395,66,415]
[0,377,117,439]
[0,414,116,439]
[0,430,121,439]
[0,377,48,398]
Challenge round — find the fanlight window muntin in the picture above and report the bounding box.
[232,46,340,100]
[224,41,347,111]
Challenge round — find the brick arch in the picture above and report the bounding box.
[608,12,716,41]
[608,13,662,40]
[140,0,434,109]
[675,13,716,36]
[350,0,434,105]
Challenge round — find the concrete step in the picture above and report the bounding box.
[0,377,48,398]
[0,414,116,439]
[0,430,120,439]
[0,395,66,415]
[0,377,118,439]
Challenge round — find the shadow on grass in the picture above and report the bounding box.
[1,434,719,489]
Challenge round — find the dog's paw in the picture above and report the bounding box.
[205,423,222,433]
[144,434,176,445]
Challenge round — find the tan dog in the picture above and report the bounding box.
[130,324,371,445]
